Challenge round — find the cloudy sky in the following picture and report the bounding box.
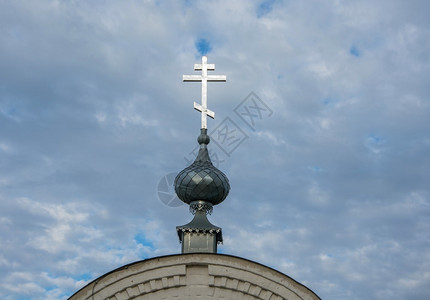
[1,0,429,299]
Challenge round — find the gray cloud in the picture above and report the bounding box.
[1,0,429,299]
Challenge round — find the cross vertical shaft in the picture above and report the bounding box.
[201,56,208,129]
[183,56,226,129]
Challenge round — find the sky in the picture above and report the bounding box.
[1,0,429,299]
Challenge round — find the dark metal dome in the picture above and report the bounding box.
[174,129,230,206]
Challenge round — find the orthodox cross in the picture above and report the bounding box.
[183,56,226,129]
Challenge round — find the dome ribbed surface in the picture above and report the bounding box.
[174,130,230,206]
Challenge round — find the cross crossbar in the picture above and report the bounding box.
[182,56,226,129]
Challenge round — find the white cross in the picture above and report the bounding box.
[183,56,226,129]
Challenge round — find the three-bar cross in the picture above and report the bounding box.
[183,56,226,129]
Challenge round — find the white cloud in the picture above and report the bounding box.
[1,0,430,299]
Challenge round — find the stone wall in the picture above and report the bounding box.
[68,253,320,300]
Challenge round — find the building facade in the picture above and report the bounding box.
[68,253,320,300]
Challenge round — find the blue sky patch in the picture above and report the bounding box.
[368,134,383,143]
[74,273,93,282]
[134,232,155,250]
[321,97,338,107]
[195,38,212,56]
[257,0,277,18]
[350,45,360,57]
[308,166,323,172]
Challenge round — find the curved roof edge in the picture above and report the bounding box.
[68,253,321,300]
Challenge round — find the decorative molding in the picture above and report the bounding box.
[189,201,213,215]
[68,254,320,300]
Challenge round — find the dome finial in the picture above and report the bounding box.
[175,56,229,254]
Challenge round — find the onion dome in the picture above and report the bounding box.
[174,129,230,207]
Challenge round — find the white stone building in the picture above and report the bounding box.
[69,254,320,300]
